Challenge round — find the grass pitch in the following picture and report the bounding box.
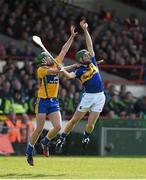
[0,156,146,179]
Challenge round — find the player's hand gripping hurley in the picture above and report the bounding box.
[32,35,60,67]
[32,35,104,68]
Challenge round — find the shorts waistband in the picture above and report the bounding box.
[84,91,104,96]
[40,97,58,101]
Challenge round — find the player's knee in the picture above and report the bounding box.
[54,124,62,132]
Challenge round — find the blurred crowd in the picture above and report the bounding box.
[0,61,146,120]
[0,0,146,68]
[0,0,145,119]
[120,0,146,10]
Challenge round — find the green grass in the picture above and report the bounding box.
[0,156,146,179]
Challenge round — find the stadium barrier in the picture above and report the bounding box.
[100,127,146,156]
[1,117,146,156]
[61,119,146,156]
[0,116,33,155]
[100,64,145,84]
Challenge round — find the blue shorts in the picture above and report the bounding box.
[35,98,60,114]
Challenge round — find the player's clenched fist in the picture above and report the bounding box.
[80,20,88,30]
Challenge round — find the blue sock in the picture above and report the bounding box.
[42,136,50,145]
[60,133,67,140]
[83,131,90,138]
[26,143,34,155]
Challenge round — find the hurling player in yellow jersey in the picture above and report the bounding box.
[26,25,77,166]
[56,20,105,150]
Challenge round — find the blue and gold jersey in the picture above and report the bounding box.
[75,56,104,93]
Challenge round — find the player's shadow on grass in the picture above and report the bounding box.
[0,173,66,178]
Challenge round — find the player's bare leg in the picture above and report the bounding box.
[30,114,46,145]
[48,111,62,139]
[64,111,86,133]
[26,113,45,166]
[41,111,62,157]
[82,112,100,148]
[56,111,86,147]
[86,112,100,133]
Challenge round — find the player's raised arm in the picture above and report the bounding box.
[57,25,78,63]
[48,63,80,74]
[80,20,95,57]
[63,63,82,71]
[60,66,76,79]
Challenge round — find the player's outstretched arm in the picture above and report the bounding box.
[47,66,76,75]
[63,63,81,71]
[80,20,95,57]
[57,25,77,63]
[60,67,76,79]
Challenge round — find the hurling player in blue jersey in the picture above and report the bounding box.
[56,20,106,149]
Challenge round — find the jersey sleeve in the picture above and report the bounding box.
[91,56,97,66]
[37,67,49,78]
[74,68,83,79]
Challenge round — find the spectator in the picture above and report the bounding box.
[6,40,21,56]
[107,110,119,119]
[6,90,28,115]
[0,41,6,56]
[122,91,135,117]
[0,81,12,114]
[119,84,127,100]
[26,89,36,115]
[124,13,139,28]
[22,46,36,58]
[0,81,11,98]
[108,94,125,116]
[58,88,68,118]
[2,113,22,155]
[108,84,117,97]
[134,96,146,118]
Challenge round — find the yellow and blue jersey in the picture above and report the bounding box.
[75,56,104,93]
[35,56,62,114]
[37,66,59,98]
[37,56,61,98]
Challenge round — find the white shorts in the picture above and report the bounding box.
[77,92,105,113]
